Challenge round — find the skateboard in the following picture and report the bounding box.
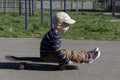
[5,55,43,70]
[5,55,78,70]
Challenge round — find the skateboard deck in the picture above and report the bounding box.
[5,55,78,70]
[5,55,42,62]
[5,55,43,70]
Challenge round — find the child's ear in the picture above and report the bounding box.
[57,24,61,28]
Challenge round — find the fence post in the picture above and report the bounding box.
[4,0,7,14]
[41,0,44,24]
[50,0,53,28]
[25,0,28,29]
[1,0,3,12]
[76,0,78,14]
[29,0,32,17]
[64,0,66,12]
[32,0,34,15]
[14,0,16,13]
[112,0,115,16]
[19,0,22,16]
[60,1,62,9]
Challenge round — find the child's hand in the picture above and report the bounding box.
[68,60,73,65]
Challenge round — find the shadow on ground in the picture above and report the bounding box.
[3,55,78,71]
[0,62,78,71]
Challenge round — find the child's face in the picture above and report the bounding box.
[58,22,69,33]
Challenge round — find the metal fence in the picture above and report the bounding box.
[0,0,104,14]
[0,0,120,14]
[0,0,36,16]
[36,1,103,11]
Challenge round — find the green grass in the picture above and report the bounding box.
[0,11,120,41]
[63,12,120,41]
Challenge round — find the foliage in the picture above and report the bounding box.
[0,11,120,41]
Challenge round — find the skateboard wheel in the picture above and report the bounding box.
[18,62,26,70]
[59,64,66,70]
[19,64,25,70]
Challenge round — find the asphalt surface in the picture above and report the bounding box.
[0,38,120,80]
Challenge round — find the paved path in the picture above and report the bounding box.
[0,38,120,80]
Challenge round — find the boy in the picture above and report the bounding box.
[40,12,100,70]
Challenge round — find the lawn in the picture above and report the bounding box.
[0,10,120,41]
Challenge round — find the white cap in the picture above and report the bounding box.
[53,12,76,25]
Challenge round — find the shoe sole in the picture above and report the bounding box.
[88,47,101,64]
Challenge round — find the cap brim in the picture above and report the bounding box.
[65,19,76,24]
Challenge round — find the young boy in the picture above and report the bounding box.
[40,12,100,70]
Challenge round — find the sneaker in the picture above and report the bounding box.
[87,47,100,64]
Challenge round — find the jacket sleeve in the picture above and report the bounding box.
[55,50,69,64]
[48,33,69,64]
